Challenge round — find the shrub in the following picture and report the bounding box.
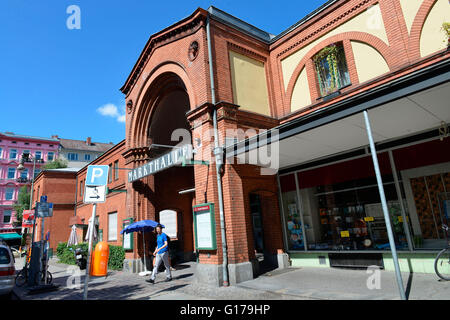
[56,242,88,265]
[108,245,125,270]
[56,241,124,271]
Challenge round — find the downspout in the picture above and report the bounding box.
[206,14,229,287]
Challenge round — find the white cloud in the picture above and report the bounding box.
[97,103,126,123]
[117,114,126,123]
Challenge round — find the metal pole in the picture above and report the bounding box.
[39,216,45,284]
[83,203,96,300]
[206,14,229,286]
[363,110,406,300]
[29,158,36,241]
[388,150,414,251]
[142,231,148,273]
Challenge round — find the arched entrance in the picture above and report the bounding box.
[132,72,196,266]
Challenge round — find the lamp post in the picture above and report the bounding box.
[17,153,36,238]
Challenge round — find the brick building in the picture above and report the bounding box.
[33,141,126,252]
[30,0,450,286]
[32,168,78,250]
[120,0,450,286]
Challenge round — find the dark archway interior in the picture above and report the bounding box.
[146,73,196,263]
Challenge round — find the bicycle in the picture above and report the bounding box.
[434,224,450,281]
[15,255,53,286]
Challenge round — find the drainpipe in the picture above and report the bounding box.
[206,14,229,287]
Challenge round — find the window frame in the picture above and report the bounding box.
[9,149,17,159]
[2,210,12,223]
[108,212,118,241]
[5,188,14,201]
[313,42,351,98]
[7,168,16,179]
[114,160,119,181]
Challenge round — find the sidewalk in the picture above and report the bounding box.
[12,257,450,300]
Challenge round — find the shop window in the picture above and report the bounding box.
[280,153,412,252]
[108,212,117,241]
[3,210,12,223]
[313,42,350,97]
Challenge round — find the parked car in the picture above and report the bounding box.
[0,242,15,298]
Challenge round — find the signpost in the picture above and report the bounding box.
[83,165,109,300]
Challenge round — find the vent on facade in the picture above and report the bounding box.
[37,144,41,146]
[24,142,29,145]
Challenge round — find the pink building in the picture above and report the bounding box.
[0,132,60,234]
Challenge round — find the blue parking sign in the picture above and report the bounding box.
[86,165,109,186]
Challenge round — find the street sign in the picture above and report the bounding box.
[84,185,107,203]
[40,195,47,203]
[86,165,109,186]
[36,202,50,217]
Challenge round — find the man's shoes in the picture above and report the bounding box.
[165,277,172,282]
[146,278,154,284]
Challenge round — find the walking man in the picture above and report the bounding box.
[146,224,172,284]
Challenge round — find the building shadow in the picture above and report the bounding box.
[405,258,414,300]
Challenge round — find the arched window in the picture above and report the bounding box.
[313,42,350,97]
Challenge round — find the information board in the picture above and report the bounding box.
[122,218,134,251]
[193,203,216,250]
[159,210,177,239]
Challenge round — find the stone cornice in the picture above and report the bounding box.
[121,9,208,96]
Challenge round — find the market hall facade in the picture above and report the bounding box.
[115,0,450,285]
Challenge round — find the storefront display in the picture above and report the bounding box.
[280,153,412,252]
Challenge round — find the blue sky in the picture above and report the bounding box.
[0,0,328,145]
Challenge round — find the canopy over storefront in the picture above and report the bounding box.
[0,233,22,240]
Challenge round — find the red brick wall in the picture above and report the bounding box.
[33,171,76,251]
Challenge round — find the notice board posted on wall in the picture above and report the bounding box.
[159,210,178,239]
[193,203,216,250]
[122,218,134,251]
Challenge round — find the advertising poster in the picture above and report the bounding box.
[22,210,35,228]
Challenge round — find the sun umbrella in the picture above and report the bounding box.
[120,220,164,276]
[68,225,78,246]
[85,217,97,242]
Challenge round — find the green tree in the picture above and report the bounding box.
[42,158,68,170]
[12,186,30,226]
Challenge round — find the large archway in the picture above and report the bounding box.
[134,72,196,265]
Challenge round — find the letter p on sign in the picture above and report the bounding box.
[86,165,109,186]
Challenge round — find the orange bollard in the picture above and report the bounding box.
[90,241,109,276]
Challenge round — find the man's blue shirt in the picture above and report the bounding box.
[156,233,168,254]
